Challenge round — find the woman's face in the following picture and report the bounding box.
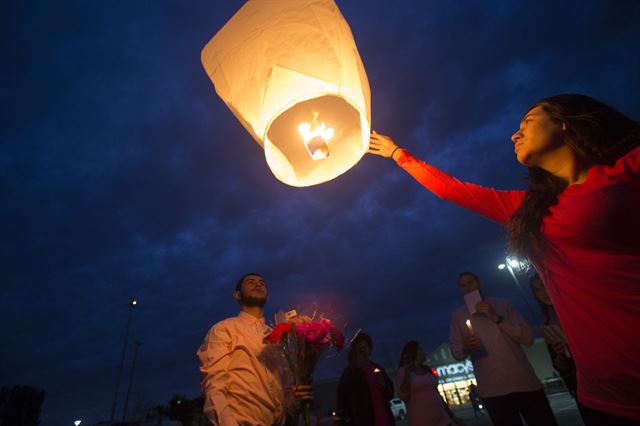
[511,105,566,168]
[416,347,426,364]
[531,277,552,306]
[355,339,371,360]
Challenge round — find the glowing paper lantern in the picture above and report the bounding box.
[201,0,371,187]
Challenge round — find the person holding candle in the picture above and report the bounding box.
[396,340,465,426]
[368,94,640,425]
[336,332,395,426]
[449,271,556,426]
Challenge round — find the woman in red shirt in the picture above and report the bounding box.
[368,94,640,425]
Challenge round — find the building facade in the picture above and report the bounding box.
[426,338,562,405]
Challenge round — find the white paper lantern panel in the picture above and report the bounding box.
[201,0,371,187]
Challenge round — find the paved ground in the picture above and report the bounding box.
[395,392,584,426]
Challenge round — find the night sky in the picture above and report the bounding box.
[3,1,640,425]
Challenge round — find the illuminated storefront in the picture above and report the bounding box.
[426,343,476,405]
[426,338,559,405]
[435,360,476,405]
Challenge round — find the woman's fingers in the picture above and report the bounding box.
[368,131,397,158]
[370,131,388,140]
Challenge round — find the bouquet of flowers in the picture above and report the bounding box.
[264,310,345,426]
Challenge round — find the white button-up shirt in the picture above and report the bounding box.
[197,311,290,426]
[449,297,541,398]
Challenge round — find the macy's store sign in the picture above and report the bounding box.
[436,360,475,382]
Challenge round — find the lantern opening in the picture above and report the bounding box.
[265,95,366,187]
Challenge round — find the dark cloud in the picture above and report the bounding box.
[3,1,639,424]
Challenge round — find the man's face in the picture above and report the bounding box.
[236,274,268,307]
[458,274,480,295]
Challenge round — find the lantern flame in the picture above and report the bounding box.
[298,112,333,160]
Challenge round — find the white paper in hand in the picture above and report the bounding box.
[464,290,483,314]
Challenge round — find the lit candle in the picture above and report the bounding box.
[465,319,473,333]
[298,112,333,160]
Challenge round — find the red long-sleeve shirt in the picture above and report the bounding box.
[395,146,640,419]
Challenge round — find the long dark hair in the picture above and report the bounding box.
[507,94,640,262]
[399,340,434,375]
[399,340,419,369]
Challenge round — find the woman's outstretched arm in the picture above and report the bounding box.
[369,131,525,224]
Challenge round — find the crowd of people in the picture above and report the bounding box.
[194,269,588,426]
[196,94,639,426]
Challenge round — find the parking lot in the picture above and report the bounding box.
[393,392,584,426]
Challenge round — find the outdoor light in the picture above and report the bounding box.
[507,257,521,268]
[74,421,82,426]
[499,256,539,323]
[201,0,370,187]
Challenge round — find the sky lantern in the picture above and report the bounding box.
[201,0,371,187]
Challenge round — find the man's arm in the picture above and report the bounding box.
[196,322,238,426]
[475,300,534,346]
[497,302,534,346]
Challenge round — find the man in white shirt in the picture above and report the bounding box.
[449,271,557,426]
[197,273,311,426]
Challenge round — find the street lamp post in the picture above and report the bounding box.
[110,296,137,422]
[122,339,143,421]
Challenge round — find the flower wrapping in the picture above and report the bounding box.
[264,314,345,426]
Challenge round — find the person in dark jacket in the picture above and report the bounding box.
[336,332,395,426]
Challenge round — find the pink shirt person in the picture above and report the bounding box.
[396,367,453,426]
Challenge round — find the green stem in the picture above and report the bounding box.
[302,399,311,426]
